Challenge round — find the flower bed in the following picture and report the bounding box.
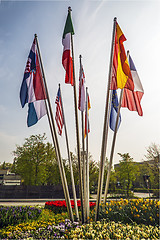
[1,217,159,239]
[90,198,159,226]
[0,199,159,239]
[0,206,42,228]
[68,220,160,239]
[45,200,96,214]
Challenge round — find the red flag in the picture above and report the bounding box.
[121,53,144,116]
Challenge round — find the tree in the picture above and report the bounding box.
[144,143,160,189]
[13,134,57,185]
[67,152,100,194]
[116,153,139,197]
[0,161,12,170]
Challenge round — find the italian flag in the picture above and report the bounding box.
[62,11,74,86]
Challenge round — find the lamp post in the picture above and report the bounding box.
[143,174,150,198]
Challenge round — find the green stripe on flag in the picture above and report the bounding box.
[63,11,74,38]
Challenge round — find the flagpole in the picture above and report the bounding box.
[79,55,85,154]
[103,89,124,203]
[35,34,74,222]
[86,87,90,222]
[69,7,84,223]
[59,84,79,222]
[95,17,117,221]
[79,55,87,223]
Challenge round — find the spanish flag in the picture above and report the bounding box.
[111,22,134,91]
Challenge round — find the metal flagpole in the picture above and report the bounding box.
[35,34,74,222]
[95,17,117,221]
[79,55,87,223]
[69,7,85,223]
[86,87,90,222]
[103,50,130,202]
[59,84,80,222]
[103,89,124,203]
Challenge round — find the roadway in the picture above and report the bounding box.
[0,192,153,206]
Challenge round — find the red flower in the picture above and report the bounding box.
[45,200,96,209]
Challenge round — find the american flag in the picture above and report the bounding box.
[55,87,64,135]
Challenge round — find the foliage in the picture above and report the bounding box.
[115,153,140,197]
[90,199,159,226]
[12,134,58,186]
[152,189,160,198]
[45,200,96,214]
[0,206,42,228]
[0,161,12,170]
[69,152,99,188]
[144,143,160,189]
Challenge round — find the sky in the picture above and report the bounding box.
[0,0,160,167]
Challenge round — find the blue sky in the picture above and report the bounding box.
[0,0,160,166]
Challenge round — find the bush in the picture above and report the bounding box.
[134,188,155,193]
[152,189,160,198]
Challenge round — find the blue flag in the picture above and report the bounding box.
[109,90,121,132]
[20,37,47,127]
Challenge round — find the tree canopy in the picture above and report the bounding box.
[13,134,58,185]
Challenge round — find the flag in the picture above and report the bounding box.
[109,90,121,131]
[20,37,47,127]
[111,22,134,91]
[78,61,85,111]
[55,86,64,135]
[62,10,74,85]
[27,101,46,127]
[84,92,91,138]
[121,53,144,116]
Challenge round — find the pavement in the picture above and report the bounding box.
[0,192,153,206]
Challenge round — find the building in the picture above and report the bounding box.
[0,170,21,185]
[114,160,155,170]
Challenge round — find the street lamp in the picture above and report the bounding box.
[143,174,150,198]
